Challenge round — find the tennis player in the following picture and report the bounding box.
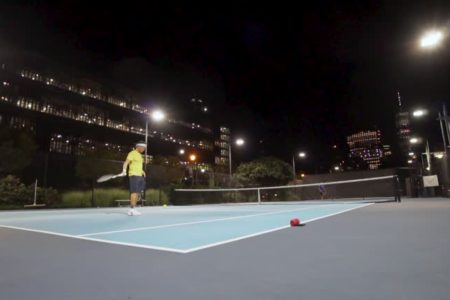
[121,141,146,216]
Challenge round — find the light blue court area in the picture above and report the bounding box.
[0,202,372,253]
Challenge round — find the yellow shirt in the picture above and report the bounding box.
[126,150,144,176]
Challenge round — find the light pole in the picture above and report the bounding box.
[292,152,306,180]
[145,109,165,167]
[189,154,197,185]
[229,138,245,177]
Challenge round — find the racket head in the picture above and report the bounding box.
[96,174,115,183]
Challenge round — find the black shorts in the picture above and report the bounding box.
[129,176,145,193]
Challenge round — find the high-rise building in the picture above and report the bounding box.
[347,130,386,170]
[395,91,412,159]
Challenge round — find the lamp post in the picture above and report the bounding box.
[292,152,306,180]
[229,138,245,177]
[145,110,165,167]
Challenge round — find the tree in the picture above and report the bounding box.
[235,157,292,187]
[0,127,37,175]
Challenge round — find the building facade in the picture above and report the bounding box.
[0,55,226,172]
[347,130,389,170]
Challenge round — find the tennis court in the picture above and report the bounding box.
[1,177,449,300]
[0,202,372,253]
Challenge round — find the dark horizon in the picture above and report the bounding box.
[1,1,450,171]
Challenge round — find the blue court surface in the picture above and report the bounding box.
[0,202,371,253]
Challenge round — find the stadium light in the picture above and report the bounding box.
[235,138,245,146]
[292,151,307,180]
[179,149,185,155]
[410,137,419,144]
[412,109,427,117]
[420,30,444,49]
[151,110,165,122]
[229,138,245,177]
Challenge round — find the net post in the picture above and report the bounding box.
[394,175,401,203]
[257,188,261,204]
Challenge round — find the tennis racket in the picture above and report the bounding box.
[96,173,126,183]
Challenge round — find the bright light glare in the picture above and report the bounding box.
[410,138,419,144]
[420,30,444,48]
[435,153,444,159]
[408,152,415,156]
[299,152,306,158]
[179,149,185,155]
[407,160,413,164]
[189,154,196,161]
[334,166,339,171]
[412,109,427,117]
[235,138,245,146]
[151,110,165,122]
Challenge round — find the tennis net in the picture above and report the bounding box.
[173,175,401,205]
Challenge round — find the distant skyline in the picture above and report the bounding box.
[1,1,450,171]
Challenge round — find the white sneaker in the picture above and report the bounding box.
[132,209,142,216]
[127,209,134,216]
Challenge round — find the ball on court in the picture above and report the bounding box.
[290,218,300,226]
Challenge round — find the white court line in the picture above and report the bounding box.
[0,225,187,253]
[183,203,373,253]
[78,205,331,237]
[0,203,373,254]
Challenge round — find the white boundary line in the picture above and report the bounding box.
[183,203,373,253]
[0,203,373,254]
[78,205,329,237]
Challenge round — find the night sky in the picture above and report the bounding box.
[1,1,450,170]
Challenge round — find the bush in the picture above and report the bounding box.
[61,191,92,208]
[0,175,61,208]
[145,188,169,206]
[0,175,29,206]
[60,188,169,208]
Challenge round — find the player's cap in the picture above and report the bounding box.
[135,141,147,148]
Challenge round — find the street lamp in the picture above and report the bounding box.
[410,137,419,144]
[412,109,427,117]
[179,149,185,155]
[292,151,307,180]
[229,138,245,177]
[189,154,197,185]
[420,30,444,49]
[145,109,166,167]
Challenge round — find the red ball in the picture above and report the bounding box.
[290,218,300,226]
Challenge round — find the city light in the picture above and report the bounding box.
[407,160,413,164]
[408,152,415,156]
[334,166,340,171]
[420,30,444,48]
[301,173,305,178]
[299,152,306,158]
[179,149,185,155]
[189,154,197,162]
[200,169,205,173]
